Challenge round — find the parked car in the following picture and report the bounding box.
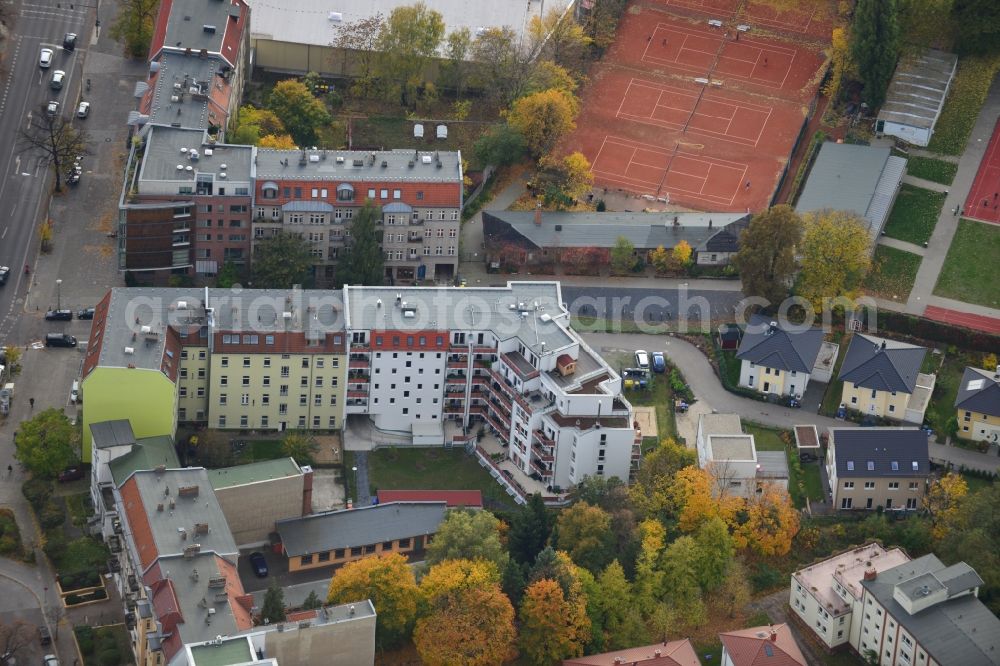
[651,351,666,373]
[39,47,53,68]
[70,380,80,403]
[799,452,818,463]
[58,466,84,483]
[634,350,650,369]
[77,307,95,319]
[76,101,90,118]
[45,333,77,347]
[50,70,65,90]
[0,266,9,285]
[45,309,73,321]
[248,551,268,578]
[63,32,77,50]
[38,624,51,645]
[44,654,59,666]
[46,100,59,117]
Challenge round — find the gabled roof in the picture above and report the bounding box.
[954,366,1000,416]
[563,638,699,665]
[735,315,824,373]
[830,428,929,478]
[719,624,806,666]
[839,334,927,393]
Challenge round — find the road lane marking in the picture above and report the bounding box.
[1,227,7,240]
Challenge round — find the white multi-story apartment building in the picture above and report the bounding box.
[83,282,638,501]
[791,543,1000,665]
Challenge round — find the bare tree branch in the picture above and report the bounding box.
[18,105,90,192]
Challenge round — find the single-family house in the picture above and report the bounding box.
[953,365,1000,443]
[735,315,825,397]
[826,428,929,511]
[838,334,935,423]
[696,413,788,497]
[719,624,806,666]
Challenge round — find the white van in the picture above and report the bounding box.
[70,381,80,403]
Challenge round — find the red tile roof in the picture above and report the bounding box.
[215,556,253,631]
[120,476,159,571]
[563,639,700,665]
[82,290,114,380]
[377,490,483,508]
[719,625,806,666]
[286,609,319,622]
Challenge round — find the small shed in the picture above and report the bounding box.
[717,324,742,350]
[876,49,958,147]
[794,424,820,450]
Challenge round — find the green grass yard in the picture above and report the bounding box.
[882,184,945,245]
[234,439,285,463]
[863,245,922,301]
[819,332,850,418]
[925,352,975,441]
[934,219,1000,309]
[906,156,957,185]
[927,54,1000,155]
[744,425,823,508]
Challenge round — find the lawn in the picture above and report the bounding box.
[74,624,132,666]
[625,371,678,444]
[744,425,823,508]
[744,424,786,451]
[906,156,957,185]
[360,447,519,510]
[65,492,93,528]
[863,245,922,301]
[934,219,1000,309]
[924,352,973,441]
[882,184,945,245]
[719,350,741,389]
[236,439,285,463]
[819,332,850,418]
[927,53,1000,155]
[54,537,110,590]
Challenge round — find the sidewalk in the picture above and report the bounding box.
[904,73,1000,318]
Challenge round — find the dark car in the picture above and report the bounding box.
[249,551,268,578]
[63,32,77,50]
[45,333,77,348]
[799,452,819,463]
[0,266,9,285]
[45,309,73,321]
[77,308,95,320]
[651,351,666,373]
[58,466,84,483]
[39,624,51,646]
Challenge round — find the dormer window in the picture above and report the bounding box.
[911,461,919,471]
[847,461,855,471]
[867,461,875,471]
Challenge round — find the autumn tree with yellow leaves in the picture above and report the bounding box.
[519,578,591,665]
[925,472,968,540]
[506,89,579,157]
[797,210,873,311]
[732,482,800,557]
[326,553,421,649]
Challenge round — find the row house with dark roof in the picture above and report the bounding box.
[839,334,935,424]
[735,315,827,398]
[826,428,930,511]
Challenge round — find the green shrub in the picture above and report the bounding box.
[97,648,121,666]
[22,478,52,510]
[0,535,17,555]
[39,500,66,529]
[75,626,95,655]
[750,563,784,592]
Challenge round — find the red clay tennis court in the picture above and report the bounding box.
[924,305,1000,335]
[659,0,836,39]
[963,118,1000,225]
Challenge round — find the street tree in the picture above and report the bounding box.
[925,472,968,540]
[440,29,473,96]
[474,124,527,167]
[0,621,36,665]
[331,13,384,95]
[375,2,445,106]
[471,27,535,110]
[14,408,78,478]
[414,585,516,666]
[610,236,636,274]
[951,0,1000,55]
[851,0,901,107]
[426,509,508,567]
[280,431,319,466]
[110,0,159,57]
[267,79,331,147]
[3,346,21,372]
[251,232,314,288]
[552,501,615,574]
[733,205,804,306]
[797,210,872,311]
[336,200,384,286]
[507,89,578,157]
[508,493,552,565]
[327,553,421,649]
[693,516,734,590]
[672,240,693,269]
[519,578,591,665]
[18,108,89,193]
[261,582,286,624]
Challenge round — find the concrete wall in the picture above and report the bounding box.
[214,473,305,545]
[81,368,178,462]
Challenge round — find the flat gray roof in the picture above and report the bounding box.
[345,282,575,353]
[276,502,447,556]
[861,555,1000,665]
[150,553,243,649]
[254,149,462,184]
[796,142,907,240]
[877,50,958,131]
[145,52,228,131]
[248,0,572,53]
[140,125,253,185]
[133,468,238,560]
[699,413,743,436]
[756,450,789,479]
[709,434,755,461]
[163,0,242,55]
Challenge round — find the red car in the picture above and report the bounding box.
[58,467,84,483]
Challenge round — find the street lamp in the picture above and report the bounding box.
[351,465,358,505]
[55,279,62,310]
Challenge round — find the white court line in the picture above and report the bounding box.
[777,50,797,90]
[656,20,798,55]
[615,79,635,119]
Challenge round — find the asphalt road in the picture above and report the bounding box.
[0,1,90,341]
[561,285,743,331]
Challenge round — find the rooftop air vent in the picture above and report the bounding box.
[124,346,135,355]
[203,24,216,33]
[421,155,432,164]
[309,154,320,162]
[219,172,227,179]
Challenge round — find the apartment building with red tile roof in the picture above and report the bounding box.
[719,624,807,666]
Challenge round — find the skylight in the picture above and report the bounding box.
[891,461,899,471]
[847,461,855,471]
[912,461,919,471]
[966,379,985,391]
[867,461,875,471]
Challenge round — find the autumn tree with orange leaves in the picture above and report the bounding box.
[519,578,591,665]
[666,466,739,532]
[732,482,800,556]
[326,553,420,649]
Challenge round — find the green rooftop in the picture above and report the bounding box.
[208,457,301,489]
[110,435,180,486]
[189,637,253,666]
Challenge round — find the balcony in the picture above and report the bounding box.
[531,444,554,463]
[501,352,540,381]
[533,430,555,448]
[530,458,553,479]
[470,405,487,416]
[446,374,467,383]
[443,405,464,415]
[349,359,369,369]
[347,389,368,399]
[447,360,466,370]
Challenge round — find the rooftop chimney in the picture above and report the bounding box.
[863,568,877,581]
[770,629,777,642]
[534,205,542,226]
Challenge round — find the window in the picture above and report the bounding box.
[364,544,376,554]
[865,481,875,489]
[847,460,855,471]
[220,357,229,368]
[911,461,919,471]
[891,461,899,470]
[393,189,401,199]
[841,497,853,509]
[242,376,250,386]
[844,481,854,489]
[301,554,313,565]
[218,415,226,428]
[335,549,345,559]
[318,551,330,562]
[241,393,249,406]
[908,481,918,490]
[380,189,388,199]
[220,375,228,386]
[888,482,899,489]
[867,460,875,471]
[314,394,322,406]
[398,538,411,548]
[240,415,248,428]
[219,394,227,406]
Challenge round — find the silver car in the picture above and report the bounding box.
[50,70,65,90]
